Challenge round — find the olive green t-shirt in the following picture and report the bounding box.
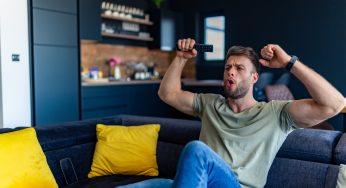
[192,93,296,188]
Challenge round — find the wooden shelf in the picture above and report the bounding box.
[101,32,154,42]
[101,14,154,25]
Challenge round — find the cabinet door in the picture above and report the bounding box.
[82,86,129,119]
[33,9,77,46]
[79,0,101,41]
[127,84,156,116]
[34,46,79,125]
[32,0,76,13]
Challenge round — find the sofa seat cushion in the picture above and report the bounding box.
[265,157,338,188]
[62,175,155,188]
[277,129,342,163]
[334,134,346,164]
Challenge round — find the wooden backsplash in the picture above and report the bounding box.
[81,42,196,79]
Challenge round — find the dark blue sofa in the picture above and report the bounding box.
[2,114,346,187]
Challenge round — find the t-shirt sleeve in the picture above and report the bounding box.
[192,93,204,117]
[270,100,297,133]
[192,93,218,117]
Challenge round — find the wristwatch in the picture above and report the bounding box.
[285,55,298,71]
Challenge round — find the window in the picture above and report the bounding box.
[204,16,225,61]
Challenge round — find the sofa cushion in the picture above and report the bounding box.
[88,124,160,178]
[334,134,346,164]
[116,115,201,145]
[156,141,185,178]
[265,157,337,188]
[36,116,122,152]
[0,128,58,188]
[277,129,342,163]
[44,143,95,186]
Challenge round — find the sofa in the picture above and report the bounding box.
[1,114,346,188]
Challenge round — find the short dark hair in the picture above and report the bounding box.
[225,46,260,73]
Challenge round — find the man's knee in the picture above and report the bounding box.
[183,141,211,157]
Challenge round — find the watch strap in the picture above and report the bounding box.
[285,55,298,71]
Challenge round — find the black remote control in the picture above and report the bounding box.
[176,43,213,52]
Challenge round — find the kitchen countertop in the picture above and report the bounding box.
[82,79,223,87]
[82,79,161,86]
[182,79,223,86]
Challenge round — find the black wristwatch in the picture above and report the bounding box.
[285,55,298,71]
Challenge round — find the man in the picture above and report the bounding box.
[120,39,346,188]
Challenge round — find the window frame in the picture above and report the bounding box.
[198,11,226,65]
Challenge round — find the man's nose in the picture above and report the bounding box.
[228,68,236,76]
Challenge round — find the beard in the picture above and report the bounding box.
[224,77,251,99]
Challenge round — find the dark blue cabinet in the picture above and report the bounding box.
[32,0,77,13]
[34,46,79,125]
[82,84,191,120]
[31,0,80,126]
[82,86,129,119]
[33,9,77,46]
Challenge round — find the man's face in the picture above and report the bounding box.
[223,55,258,99]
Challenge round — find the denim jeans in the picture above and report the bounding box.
[117,141,240,188]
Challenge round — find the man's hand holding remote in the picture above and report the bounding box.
[176,38,198,61]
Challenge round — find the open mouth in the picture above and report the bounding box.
[229,80,235,85]
[226,79,236,88]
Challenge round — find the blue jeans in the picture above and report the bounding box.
[117,141,240,188]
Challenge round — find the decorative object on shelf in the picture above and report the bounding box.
[151,0,165,8]
[101,1,148,21]
[100,1,154,42]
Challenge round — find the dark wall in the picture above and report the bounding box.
[170,0,346,96]
[169,0,346,130]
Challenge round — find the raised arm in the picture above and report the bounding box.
[260,44,346,128]
[158,38,197,116]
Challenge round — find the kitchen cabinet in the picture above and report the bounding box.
[79,0,101,41]
[82,83,191,120]
[82,85,129,119]
[148,9,182,51]
[31,0,80,126]
[81,82,223,120]
[33,9,77,46]
[32,0,76,13]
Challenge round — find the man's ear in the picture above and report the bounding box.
[252,72,259,84]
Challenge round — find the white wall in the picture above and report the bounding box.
[0,0,32,128]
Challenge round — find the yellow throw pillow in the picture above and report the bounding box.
[88,124,160,178]
[0,128,58,188]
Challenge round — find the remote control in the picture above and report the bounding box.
[176,43,213,52]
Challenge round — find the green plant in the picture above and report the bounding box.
[151,0,165,8]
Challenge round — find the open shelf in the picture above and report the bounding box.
[101,32,154,42]
[101,14,154,26]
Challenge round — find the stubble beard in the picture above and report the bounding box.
[224,77,251,100]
